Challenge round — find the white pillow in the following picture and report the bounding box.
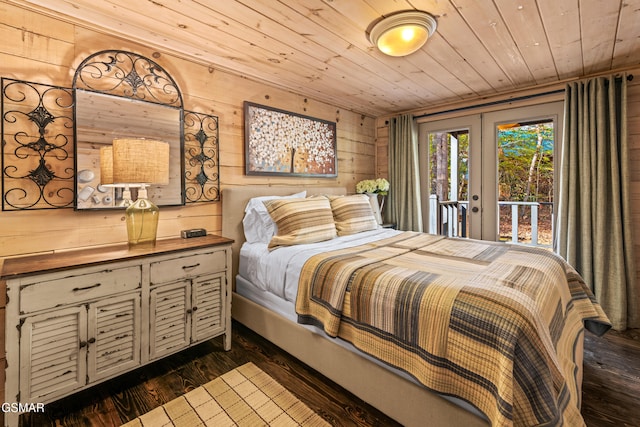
[242,191,306,243]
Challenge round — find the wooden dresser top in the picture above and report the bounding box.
[1,234,233,280]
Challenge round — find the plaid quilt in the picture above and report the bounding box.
[295,232,610,427]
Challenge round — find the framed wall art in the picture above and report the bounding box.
[244,101,337,177]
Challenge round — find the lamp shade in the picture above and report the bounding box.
[367,11,437,57]
[111,138,170,185]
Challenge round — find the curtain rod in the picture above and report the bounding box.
[412,73,634,121]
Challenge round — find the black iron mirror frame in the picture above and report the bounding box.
[1,49,220,211]
[72,50,185,209]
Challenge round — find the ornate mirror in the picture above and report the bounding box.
[73,50,185,209]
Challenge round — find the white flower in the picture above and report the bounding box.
[356,178,389,195]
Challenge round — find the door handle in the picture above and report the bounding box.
[471,195,479,212]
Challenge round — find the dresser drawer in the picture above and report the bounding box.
[150,250,226,285]
[19,266,141,314]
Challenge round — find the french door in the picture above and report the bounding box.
[418,101,564,244]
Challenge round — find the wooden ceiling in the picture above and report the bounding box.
[12,0,640,117]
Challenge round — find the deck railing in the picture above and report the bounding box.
[428,195,552,246]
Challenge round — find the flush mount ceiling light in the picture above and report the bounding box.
[367,10,437,57]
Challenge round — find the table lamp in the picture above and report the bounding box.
[106,138,170,246]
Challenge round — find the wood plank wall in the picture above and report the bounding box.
[0,2,377,259]
[0,5,376,410]
[374,72,640,314]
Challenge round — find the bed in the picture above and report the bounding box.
[221,186,610,427]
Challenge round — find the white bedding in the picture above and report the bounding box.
[239,227,401,302]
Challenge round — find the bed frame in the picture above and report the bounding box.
[221,186,552,427]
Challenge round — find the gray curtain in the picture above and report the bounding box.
[388,114,422,231]
[556,75,638,330]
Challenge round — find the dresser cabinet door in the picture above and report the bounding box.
[19,306,88,403]
[87,293,141,382]
[149,281,190,359]
[191,273,226,343]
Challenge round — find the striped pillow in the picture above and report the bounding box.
[329,194,379,236]
[264,196,337,248]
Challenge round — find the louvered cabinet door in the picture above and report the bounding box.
[19,306,87,403]
[190,273,225,343]
[149,281,191,360]
[87,293,141,382]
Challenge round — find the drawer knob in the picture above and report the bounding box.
[88,337,96,344]
[79,341,87,348]
[182,263,200,270]
[73,283,102,292]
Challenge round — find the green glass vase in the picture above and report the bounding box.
[125,196,159,246]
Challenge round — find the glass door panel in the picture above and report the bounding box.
[483,102,563,245]
[418,115,481,239]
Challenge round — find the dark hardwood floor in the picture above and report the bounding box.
[19,322,640,427]
[581,328,640,426]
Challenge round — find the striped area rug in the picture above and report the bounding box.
[122,362,329,427]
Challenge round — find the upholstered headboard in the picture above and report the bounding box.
[221,186,348,288]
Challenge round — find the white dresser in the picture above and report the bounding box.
[1,235,233,427]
